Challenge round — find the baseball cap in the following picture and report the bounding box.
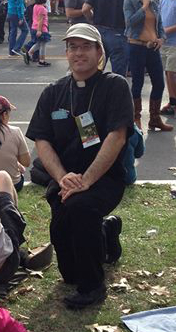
[0,96,16,114]
[63,23,106,71]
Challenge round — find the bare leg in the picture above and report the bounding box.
[166,71,176,99]
[0,171,18,206]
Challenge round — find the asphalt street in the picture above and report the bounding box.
[0,20,176,181]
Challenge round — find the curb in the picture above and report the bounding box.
[24,180,176,186]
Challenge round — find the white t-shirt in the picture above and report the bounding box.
[0,221,13,269]
[0,125,29,185]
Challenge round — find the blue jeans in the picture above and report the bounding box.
[8,14,28,54]
[128,44,165,100]
[97,26,128,77]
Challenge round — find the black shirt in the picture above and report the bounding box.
[85,0,125,30]
[64,0,88,24]
[26,71,134,180]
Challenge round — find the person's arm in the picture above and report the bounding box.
[82,3,93,21]
[164,25,176,35]
[61,127,127,201]
[65,7,83,18]
[123,0,146,28]
[18,152,31,167]
[36,13,43,37]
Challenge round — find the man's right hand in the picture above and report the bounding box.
[18,19,23,25]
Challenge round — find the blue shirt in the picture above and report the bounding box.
[160,0,176,46]
[7,0,25,20]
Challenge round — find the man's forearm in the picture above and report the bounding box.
[82,3,93,21]
[35,140,67,183]
[83,128,127,186]
[164,25,176,34]
[65,8,83,18]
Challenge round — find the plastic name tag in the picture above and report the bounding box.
[75,111,100,149]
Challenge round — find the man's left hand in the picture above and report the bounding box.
[59,179,90,202]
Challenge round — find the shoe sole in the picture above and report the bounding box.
[25,243,53,270]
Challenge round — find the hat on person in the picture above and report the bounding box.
[63,23,106,71]
[0,96,16,114]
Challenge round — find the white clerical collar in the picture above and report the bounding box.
[76,81,86,87]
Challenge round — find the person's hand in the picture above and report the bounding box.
[36,30,42,37]
[59,172,83,191]
[154,38,164,50]
[17,162,26,174]
[18,19,23,25]
[142,0,150,9]
[59,180,90,203]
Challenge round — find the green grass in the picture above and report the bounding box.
[1,184,176,332]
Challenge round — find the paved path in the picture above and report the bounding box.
[0,21,176,181]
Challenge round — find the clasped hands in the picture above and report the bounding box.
[58,172,90,202]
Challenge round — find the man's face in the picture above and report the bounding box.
[66,37,102,78]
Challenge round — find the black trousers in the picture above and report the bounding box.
[46,175,125,293]
[0,193,26,284]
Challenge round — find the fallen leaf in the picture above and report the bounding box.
[122,308,131,314]
[85,323,121,332]
[110,278,131,292]
[149,285,170,296]
[137,281,150,291]
[29,271,43,278]
[14,285,35,295]
[168,167,176,170]
[18,314,29,320]
[155,271,164,277]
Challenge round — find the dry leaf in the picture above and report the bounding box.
[29,271,43,278]
[18,314,29,320]
[149,285,170,296]
[155,271,164,277]
[110,278,131,292]
[168,167,176,170]
[122,308,131,314]
[85,323,121,332]
[137,281,150,291]
[14,285,35,295]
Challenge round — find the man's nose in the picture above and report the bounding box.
[75,46,84,54]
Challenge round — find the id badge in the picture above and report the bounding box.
[75,111,100,149]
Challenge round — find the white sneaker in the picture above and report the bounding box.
[12,49,22,56]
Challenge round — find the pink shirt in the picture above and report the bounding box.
[32,4,48,32]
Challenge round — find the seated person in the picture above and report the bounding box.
[0,170,53,295]
[123,123,145,185]
[0,96,31,192]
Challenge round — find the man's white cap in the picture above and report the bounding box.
[63,23,106,71]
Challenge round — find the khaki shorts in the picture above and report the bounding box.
[161,45,176,72]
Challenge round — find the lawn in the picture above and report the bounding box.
[1,184,176,332]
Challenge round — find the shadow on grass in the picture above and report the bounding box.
[26,263,122,332]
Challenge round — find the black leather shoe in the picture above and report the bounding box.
[64,284,107,309]
[103,215,122,264]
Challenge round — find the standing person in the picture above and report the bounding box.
[26,23,134,309]
[0,0,7,44]
[23,0,51,67]
[0,96,30,192]
[160,0,176,116]
[7,0,29,56]
[82,0,128,77]
[123,0,173,131]
[64,0,89,25]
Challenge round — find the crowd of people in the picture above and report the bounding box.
[0,0,176,313]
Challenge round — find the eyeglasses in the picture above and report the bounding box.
[67,43,96,53]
